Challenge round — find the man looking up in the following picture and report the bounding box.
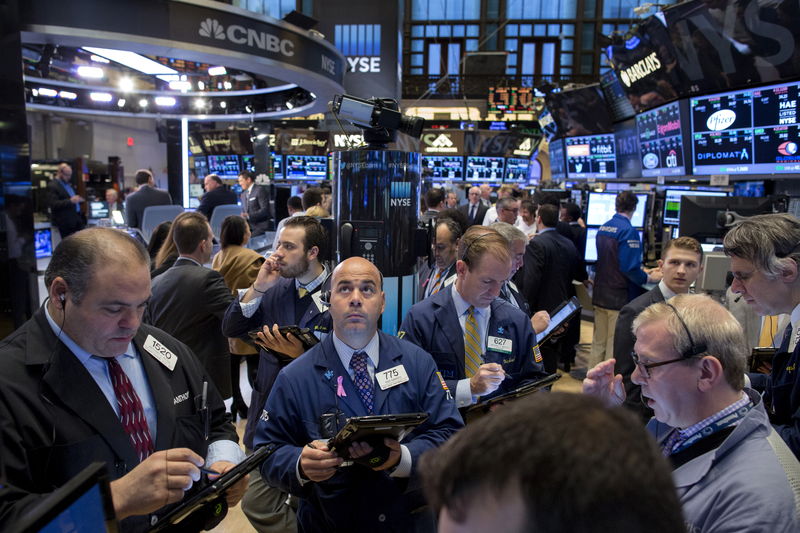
[613,236,703,420]
[254,257,462,532]
[223,216,331,531]
[0,228,246,531]
[400,226,547,408]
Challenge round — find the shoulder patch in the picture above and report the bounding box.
[532,344,543,363]
[397,330,406,339]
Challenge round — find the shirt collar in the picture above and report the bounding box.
[332,331,380,369]
[451,284,488,316]
[790,301,800,327]
[658,280,678,300]
[296,265,328,292]
[538,227,555,234]
[43,304,136,362]
[677,391,750,438]
[178,256,202,267]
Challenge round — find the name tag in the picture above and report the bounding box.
[376,365,409,390]
[487,336,513,354]
[143,334,177,371]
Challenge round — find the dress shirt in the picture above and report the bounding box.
[658,280,678,301]
[238,266,328,318]
[44,305,242,467]
[60,181,80,212]
[788,301,800,353]
[451,285,492,407]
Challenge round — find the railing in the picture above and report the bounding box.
[402,74,598,99]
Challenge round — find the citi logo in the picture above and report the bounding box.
[198,18,295,57]
[431,134,454,148]
[706,109,736,131]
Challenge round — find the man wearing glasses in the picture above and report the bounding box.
[583,294,799,532]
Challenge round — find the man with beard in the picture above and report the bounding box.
[222,216,331,533]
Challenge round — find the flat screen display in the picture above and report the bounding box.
[271,152,284,179]
[88,201,108,219]
[504,158,530,183]
[565,134,617,179]
[733,180,765,197]
[206,155,241,178]
[662,189,728,226]
[285,155,328,180]
[421,155,464,181]
[545,84,613,136]
[614,119,642,180]
[691,80,800,174]
[538,109,558,141]
[35,228,53,258]
[585,226,644,262]
[586,192,648,227]
[600,69,636,122]
[637,100,688,176]
[549,139,567,182]
[465,156,504,182]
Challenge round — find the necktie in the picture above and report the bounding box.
[469,205,476,223]
[350,351,374,413]
[779,323,793,353]
[464,306,482,377]
[298,287,309,299]
[427,268,444,298]
[107,358,154,462]
[758,315,780,347]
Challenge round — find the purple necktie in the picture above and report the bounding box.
[350,351,374,413]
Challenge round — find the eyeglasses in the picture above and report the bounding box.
[631,351,699,379]
[633,302,707,379]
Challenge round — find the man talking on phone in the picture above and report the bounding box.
[253,257,462,532]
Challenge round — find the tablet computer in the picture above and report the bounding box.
[327,413,428,459]
[151,444,276,530]
[462,373,561,423]
[537,296,581,345]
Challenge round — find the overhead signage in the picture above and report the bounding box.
[618,52,662,88]
[636,100,688,176]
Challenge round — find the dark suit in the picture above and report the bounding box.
[0,308,237,532]
[125,185,172,229]
[521,229,580,373]
[613,285,664,421]
[46,179,85,238]
[418,262,456,301]
[458,202,489,227]
[241,184,272,235]
[197,186,238,220]
[148,258,235,398]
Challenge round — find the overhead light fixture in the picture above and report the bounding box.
[90,54,110,64]
[193,98,207,110]
[31,88,39,96]
[208,66,227,76]
[197,81,205,90]
[168,80,192,91]
[223,81,232,90]
[117,98,126,107]
[156,74,180,83]
[90,92,113,102]
[118,77,135,92]
[219,101,227,109]
[37,87,57,97]
[285,100,294,109]
[83,47,178,76]
[139,98,149,107]
[77,66,104,79]
[58,91,78,100]
[155,96,176,106]
[310,92,316,99]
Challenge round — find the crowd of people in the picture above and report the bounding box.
[3,177,799,532]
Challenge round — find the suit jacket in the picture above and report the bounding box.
[399,285,547,398]
[613,285,664,420]
[125,185,172,229]
[521,229,579,315]
[458,202,489,226]
[0,307,236,532]
[241,184,272,235]
[254,332,463,532]
[417,262,456,302]
[197,186,238,220]
[148,258,235,398]
[46,179,85,237]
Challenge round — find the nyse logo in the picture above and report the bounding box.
[321,55,337,76]
[390,181,412,207]
[347,57,381,73]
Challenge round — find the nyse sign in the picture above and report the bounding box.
[347,56,381,73]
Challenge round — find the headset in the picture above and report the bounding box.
[459,230,497,267]
[664,303,708,358]
[318,263,385,307]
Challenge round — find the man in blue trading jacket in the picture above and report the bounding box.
[399,226,548,409]
[724,213,800,458]
[222,215,331,532]
[591,190,661,368]
[254,257,463,532]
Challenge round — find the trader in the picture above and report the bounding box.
[253,257,462,532]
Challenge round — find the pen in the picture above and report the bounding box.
[201,380,210,441]
[200,466,219,476]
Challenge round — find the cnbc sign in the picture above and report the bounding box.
[198,18,295,57]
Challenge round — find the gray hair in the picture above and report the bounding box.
[723,213,800,279]
[496,197,519,212]
[490,221,527,245]
[632,293,747,390]
[44,227,150,304]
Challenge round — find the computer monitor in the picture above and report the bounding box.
[565,134,617,179]
[549,138,567,182]
[13,462,118,533]
[679,196,774,242]
[272,152,284,179]
[240,154,254,172]
[663,189,728,226]
[421,155,464,181]
[584,226,644,262]
[206,155,241,178]
[88,201,108,219]
[585,192,647,228]
[637,100,690,177]
[465,156,504,182]
[35,228,53,259]
[733,180,765,197]
[504,158,530,183]
[285,155,328,180]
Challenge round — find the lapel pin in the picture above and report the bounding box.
[324,370,334,380]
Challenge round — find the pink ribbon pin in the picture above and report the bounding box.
[337,375,347,397]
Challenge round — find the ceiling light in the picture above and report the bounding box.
[77,66,104,78]
[90,92,113,102]
[193,98,207,110]
[156,74,180,83]
[310,92,316,99]
[168,80,192,91]
[208,66,227,76]
[285,100,294,109]
[155,96,176,106]
[58,91,78,100]
[139,98,148,107]
[31,88,39,96]
[90,54,110,64]
[82,47,178,76]
[198,81,205,90]
[37,87,57,97]
[119,77,135,92]
[223,81,232,90]
[117,98,126,107]
[219,101,227,109]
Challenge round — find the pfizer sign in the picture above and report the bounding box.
[706,109,736,131]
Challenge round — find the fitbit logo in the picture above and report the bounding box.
[390,181,412,207]
[198,18,295,57]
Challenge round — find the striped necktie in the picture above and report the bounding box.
[427,268,444,297]
[464,306,482,377]
[107,358,154,463]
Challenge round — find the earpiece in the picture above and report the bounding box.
[58,294,66,308]
[319,290,331,307]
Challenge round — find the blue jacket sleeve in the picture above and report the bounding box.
[398,312,460,394]
[617,227,647,286]
[221,297,265,339]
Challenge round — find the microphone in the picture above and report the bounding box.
[734,294,742,303]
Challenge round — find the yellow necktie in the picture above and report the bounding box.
[464,306,482,378]
[758,315,780,347]
[298,287,309,298]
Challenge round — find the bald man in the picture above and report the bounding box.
[253,257,463,532]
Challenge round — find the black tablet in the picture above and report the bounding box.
[462,374,561,423]
[151,444,276,530]
[327,413,429,459]
[537,296,581,345]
